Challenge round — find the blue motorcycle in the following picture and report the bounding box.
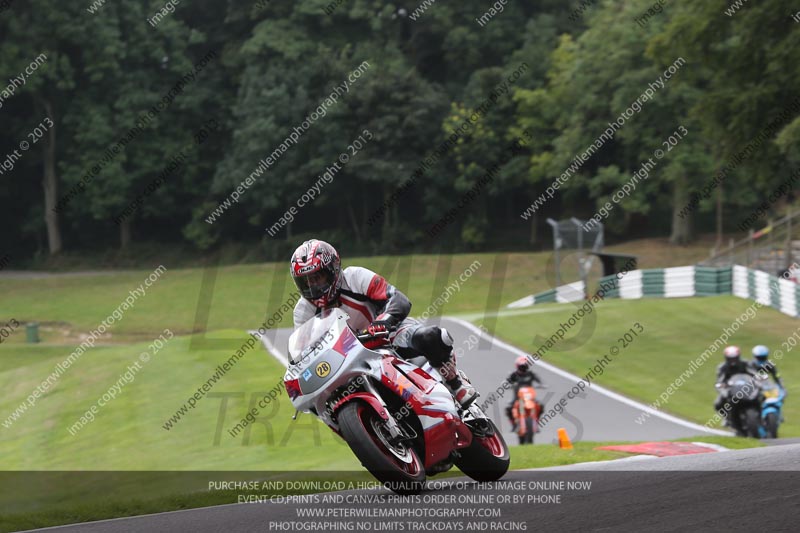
[758,379,786,439]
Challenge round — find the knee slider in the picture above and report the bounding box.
[411,326,453,366]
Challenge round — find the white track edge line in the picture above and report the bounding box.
[526,454,657,471]
[445,317,731,436]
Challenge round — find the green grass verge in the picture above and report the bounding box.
[0,331,360,470]
[481,296,799,436]
[0,239,711,342]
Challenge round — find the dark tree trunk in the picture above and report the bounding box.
[715,183,723,248]
[41,99,62,255]
[670,175,694,245]
[120,218,132,249]
[381,185,391,243]
[346,200,363,245]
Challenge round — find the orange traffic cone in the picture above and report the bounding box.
[557,428,573,449]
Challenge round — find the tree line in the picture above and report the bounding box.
[1,0,798,263]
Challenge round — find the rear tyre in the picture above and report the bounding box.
[744,408,761,438]
[764,412,779,439]
[455,419,510,482]
[337,401,425,494]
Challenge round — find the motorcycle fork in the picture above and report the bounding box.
[362,376,405,441]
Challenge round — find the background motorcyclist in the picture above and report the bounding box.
[290,239,477,407]
[505,356,543,429]
[713,345,756,425]
[750,345,783,387]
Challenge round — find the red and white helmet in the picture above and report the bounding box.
[723,346,741,361]
[515,356,529,373]
[290,239,342,308]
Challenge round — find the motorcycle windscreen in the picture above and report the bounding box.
[287,308,348,364]
[728,373,759,401]
[286,308,351,395]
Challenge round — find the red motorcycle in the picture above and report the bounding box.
[512,386,542,444]
[284,309,509,493]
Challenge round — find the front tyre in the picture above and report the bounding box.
[337,401,425,494]
[455,419,510,482]
[764,412,779,439]
[523,416,535,444]
[744,408,761,438]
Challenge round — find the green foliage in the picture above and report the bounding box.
[1,0,797,259]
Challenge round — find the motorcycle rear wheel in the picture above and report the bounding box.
[455,419,510,482]
[338,401,425,494]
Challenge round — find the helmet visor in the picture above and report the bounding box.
[294,269,334,301]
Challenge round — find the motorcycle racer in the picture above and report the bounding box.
[750,345,783,387]
[505,356,543,429]
[290,239,477,407]
[713,346,757,425]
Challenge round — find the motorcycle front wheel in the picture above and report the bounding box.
[744,408,761,438]
[455,419,510,482]
[520,416,534,444]
[764,412,779,439]
[338,401,426,495]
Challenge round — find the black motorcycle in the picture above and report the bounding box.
[717,373,762,437]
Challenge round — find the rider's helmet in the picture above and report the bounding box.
[752,345,770,365]
[723,345,741,363]
[515,356,529,373]
[290,239,342,308]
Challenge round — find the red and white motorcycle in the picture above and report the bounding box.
[284,309,509,493]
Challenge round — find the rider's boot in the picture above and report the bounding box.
[438,355,477,407]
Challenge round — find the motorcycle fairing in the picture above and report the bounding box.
[285,308,472,468]
[379,358,472,468]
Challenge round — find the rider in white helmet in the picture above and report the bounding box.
[713,346,756,425]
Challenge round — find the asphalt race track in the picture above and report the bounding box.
[29,443,800,532]
[261,317,728,445]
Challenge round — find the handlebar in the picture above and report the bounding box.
[356,331,390,342]
[355,326,397,343]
